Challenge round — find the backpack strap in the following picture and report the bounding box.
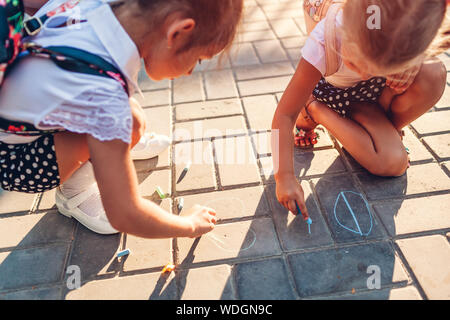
[323,1,344,77]
[23,0,80,37]
[0,44,130,136]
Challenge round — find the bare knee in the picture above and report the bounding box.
[408,58,446,104]
[129,97,146,147]
[367,149,409,177]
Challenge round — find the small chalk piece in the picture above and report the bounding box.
[156,186,165,199]
[177,198,184,211]
[177,161,192,184]
[117,249,131,258]
[162,263,175,273]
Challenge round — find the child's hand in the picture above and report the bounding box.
[275,175,309,219]
[184,205,217,238]
[386,64,421,94]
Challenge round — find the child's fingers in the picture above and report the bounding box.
[287,199,298,215]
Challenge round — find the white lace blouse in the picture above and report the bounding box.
[0,0,142,145]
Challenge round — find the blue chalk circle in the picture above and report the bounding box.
[333,191,373,236]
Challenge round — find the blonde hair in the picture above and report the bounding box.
[341,0,449,73]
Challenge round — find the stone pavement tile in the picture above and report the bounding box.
[259,156,276,182]
[174,141,216,192]
[356,163,450,200]
[294,148,346,178]
[410,110,450,136]
[174,116,247,141]
[312,175,387,243]
[373,194,450,236]
[263,8,302,20]
[396,235,450,299]
[234,258,297,299]
[175,99,242,121]
[443,162,450,176]
[266,183,334,251]
[234,62,294,81]
[229,43,260,67]
[133,148,170,171]
[286,47,302,62]
[177,265,234,300]
[269,18,303,38]
[137,65,170,91]
[143,106,171,138]
[243,95,278,131]
[236,30,277,43]
[177,218,282,266]
[435,82,450,109]
[240,20,271,33]
[281,36,308,49]
[137,169,171,199]
[0,190,36,215]
[253,40,289,63]
[422,133,450,160]
[252,132,272,156]
[242,5,267,23]
[214,136,261,187]
[319,286,422,300]
[237,75,291,96]
[288,242,409,298]
[173,73,204,104]
[64,272,177,300]
[0,212,74,249]
[402,127,434,163]
[133,89,170,108]
[204,70,238,100]
[122,235,172,272]
[0,286,62,300]
[0,244,68,291]
[178,186,271,221]
[68,227,122,279]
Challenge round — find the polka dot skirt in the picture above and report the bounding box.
[0,135,61,194]
[313,77,386,117]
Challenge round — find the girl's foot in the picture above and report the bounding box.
[294,102,319,148]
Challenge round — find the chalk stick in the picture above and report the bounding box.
[156,186,165,199]
[177,161,192,184]
[117,249,131,258]
[177,197,184,211]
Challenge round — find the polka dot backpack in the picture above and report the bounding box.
[303,0,345,77]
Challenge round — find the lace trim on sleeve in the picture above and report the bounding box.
[40,87,133,144]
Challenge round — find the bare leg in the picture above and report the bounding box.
[308,100,409,177]
[379,57,447,131]
[54,97,146,184]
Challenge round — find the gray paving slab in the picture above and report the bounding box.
[356,163,450,200]
[0,286,62,300]
[373,194,450,236]
[234,258,297,299]
[396,235,450,300]
[265,183,334,251]
[0,190,36,215]
[178,186,271,221]
[312,175,388,243]
[0,245,68,291]
[177,264,235,300]
[288,242,409,298]
[64,272,177,300]
[177,218,282,266]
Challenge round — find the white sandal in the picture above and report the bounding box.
[55,184,119,235]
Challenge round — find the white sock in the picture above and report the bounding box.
[60,161,105,218]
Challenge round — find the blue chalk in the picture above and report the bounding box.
[295,201,312,234]
[117,249,131,258]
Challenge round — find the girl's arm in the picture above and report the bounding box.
[272,58,322,216]
[87,135,216,239]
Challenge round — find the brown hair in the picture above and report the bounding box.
[111,0,243,56]
[341,0,449,73]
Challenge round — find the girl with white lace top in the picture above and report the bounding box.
[0,0,244,237]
